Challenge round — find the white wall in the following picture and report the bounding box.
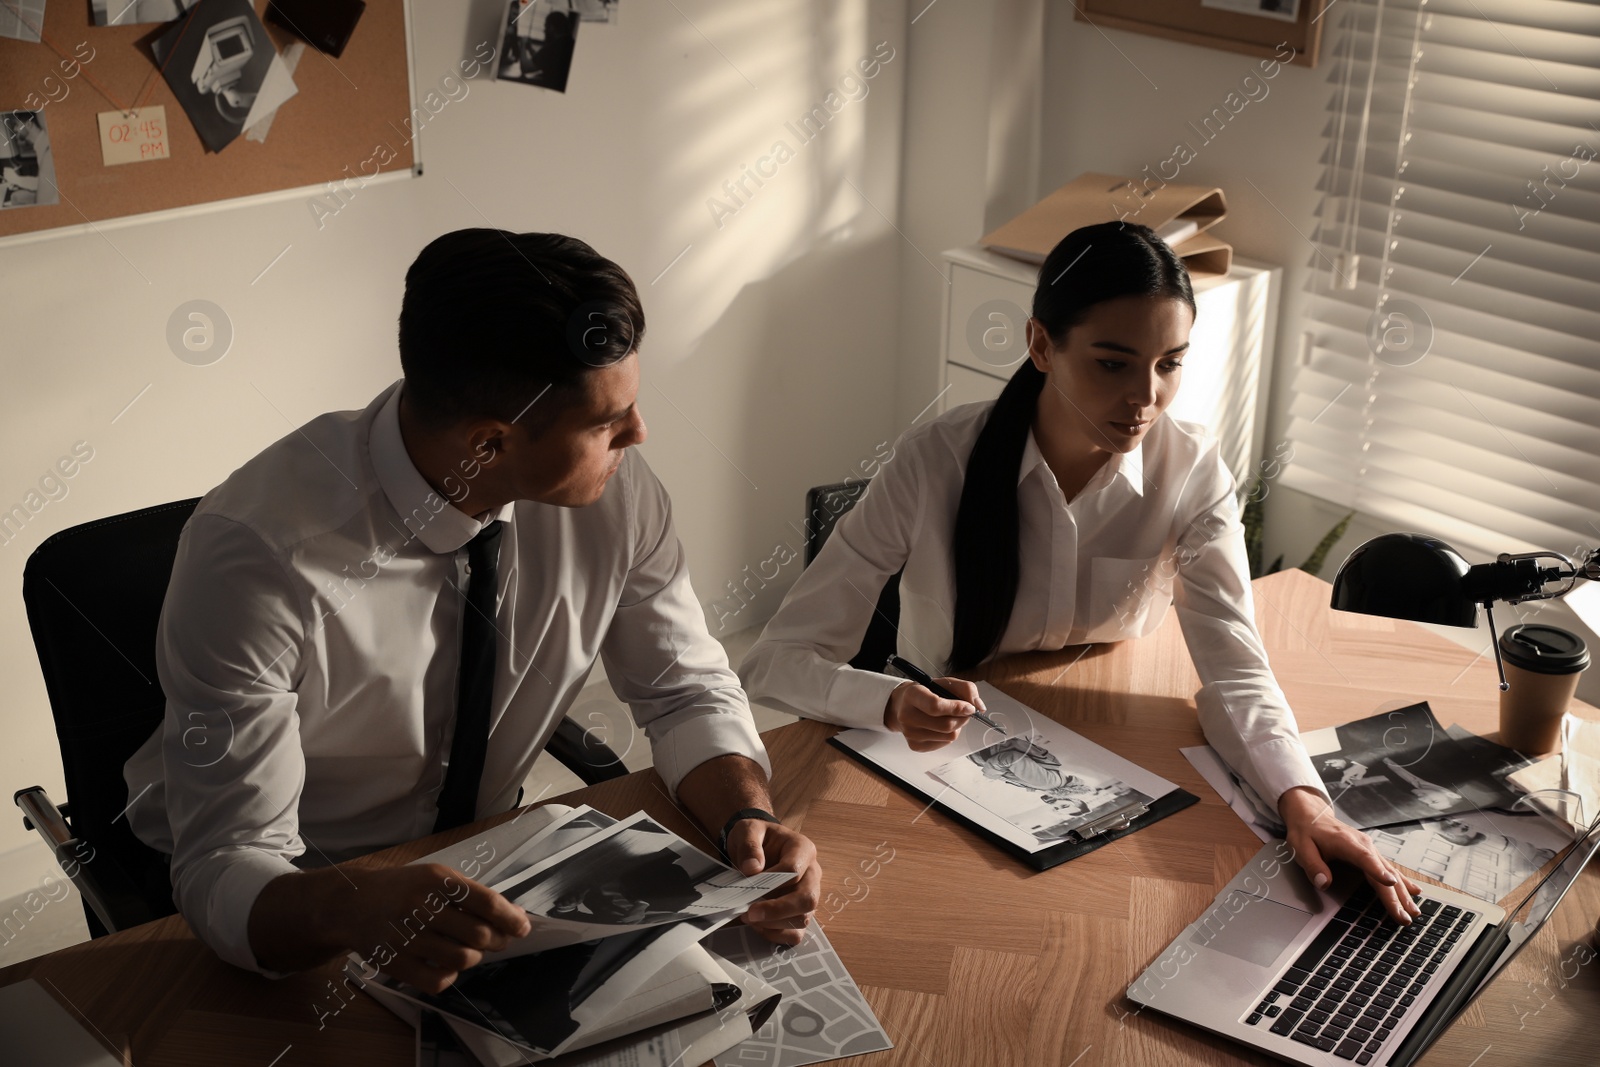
[0,0,909,890]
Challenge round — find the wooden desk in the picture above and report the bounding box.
[3,570,1596,1066]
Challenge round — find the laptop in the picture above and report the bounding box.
[1127,821,1600,1066]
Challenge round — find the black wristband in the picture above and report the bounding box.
[718,807,781,864]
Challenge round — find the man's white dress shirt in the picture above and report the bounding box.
[125,379,767,973]
[740,401,1327,810]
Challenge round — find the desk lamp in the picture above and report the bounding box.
[1330,533,1600,690]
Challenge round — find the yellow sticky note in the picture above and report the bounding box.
[97,107,170,166]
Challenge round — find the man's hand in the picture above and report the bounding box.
[883,678,986,751]
[1279,786,1422,925]
[249,863,530,992]
[675,754,822,947]
[725,818,822,947]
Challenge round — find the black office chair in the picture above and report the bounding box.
[803,482,901,672]
[15,498,625,938]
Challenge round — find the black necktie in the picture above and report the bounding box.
[433,520,504,833]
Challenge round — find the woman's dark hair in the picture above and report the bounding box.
[398,229,644,432]
[946,221,1194,671]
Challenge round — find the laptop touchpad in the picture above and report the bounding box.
[1190,894,1308,970]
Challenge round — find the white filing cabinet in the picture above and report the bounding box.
[939,245,1280,482]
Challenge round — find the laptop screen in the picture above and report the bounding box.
[1472,814,1600,995]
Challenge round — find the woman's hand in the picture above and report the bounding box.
[883,678,986,751]
[1278,786,1423,925]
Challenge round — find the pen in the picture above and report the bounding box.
[885,654,1005,733]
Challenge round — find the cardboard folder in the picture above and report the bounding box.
[981,172,1232,277]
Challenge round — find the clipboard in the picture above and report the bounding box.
[827,734,1200,871]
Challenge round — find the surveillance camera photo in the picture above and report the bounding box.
[152,0,298,152]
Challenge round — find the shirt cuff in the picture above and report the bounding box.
[823,667,906,731]
[1250,737,1333,810]
[183,846,301,976]
[650,706,772,799]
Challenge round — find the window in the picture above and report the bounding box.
[1283,0,1600,560]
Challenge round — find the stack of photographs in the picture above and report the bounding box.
[1304,703,1529,829]
[1183,704,1574,905]
[356,806,795,1062]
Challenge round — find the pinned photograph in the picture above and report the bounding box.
[90,0,198,26]
[0,0,46,42]
[0,111,58,210]
[152,0,299,152]
[572,0,616,21]
[1201,0,1301,21]
[1303,703,1526,829]
[931,733,1153,846]
[496,0,580,92]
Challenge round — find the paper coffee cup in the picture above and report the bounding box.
[1498,624,1589,755]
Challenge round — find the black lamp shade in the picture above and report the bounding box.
[1330,533,1479,628]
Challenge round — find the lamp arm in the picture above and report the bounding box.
[1465,550,1582,605]
[1580,548,1600,583]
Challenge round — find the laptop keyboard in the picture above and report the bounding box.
[1241,887,1477,1064]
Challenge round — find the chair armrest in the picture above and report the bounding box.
[544,717,629,786]
[14,786,159,934]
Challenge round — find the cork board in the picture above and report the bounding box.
[1073,0,1328,69]
[0,0,416,241]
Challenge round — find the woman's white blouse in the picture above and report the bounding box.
[739,400,1328,808]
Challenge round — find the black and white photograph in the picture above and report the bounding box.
[1185,743,1566,903]
[485,812,795,957]
[1200,0,1301,21]
[495,815,725,926]
[1365,811,1566,904]
[479,804,617,887]
[152,0,299,152]
[367,921,707,1057]
[0,111,57,210]
[932,733,1154,846]
[497,0,581,92]
[1304,703,1526,830]
[90,0,199,26]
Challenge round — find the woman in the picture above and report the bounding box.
[741,222,1422,923]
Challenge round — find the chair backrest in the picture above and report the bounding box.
[803,482,902,672]
[20,497,630,937]
[21,498,200,932]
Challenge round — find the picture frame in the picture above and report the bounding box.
[1072,0,1330,69]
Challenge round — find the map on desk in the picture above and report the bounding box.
[707,924,892,1067]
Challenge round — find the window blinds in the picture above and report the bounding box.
[1283,0,1600,560]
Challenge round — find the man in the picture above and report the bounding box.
[123,230,820,993]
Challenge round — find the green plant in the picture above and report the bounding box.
[1238,476,1354,579]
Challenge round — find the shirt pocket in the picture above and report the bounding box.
[1086,554,1174,642]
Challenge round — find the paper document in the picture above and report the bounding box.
[708,924,892,1067]
[1508,715,1600,834]
[834,682,1178,853]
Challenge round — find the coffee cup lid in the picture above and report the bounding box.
[1498,624,1590,674]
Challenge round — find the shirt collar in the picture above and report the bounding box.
[370,380,514,554]
[1017,426,1147,498]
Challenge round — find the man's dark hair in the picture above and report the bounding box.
[398,229,645,430]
